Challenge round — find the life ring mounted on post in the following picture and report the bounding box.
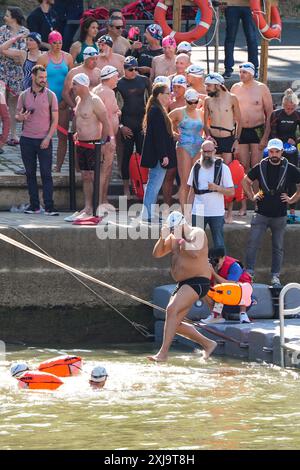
[154,0,213,43]
[250,0,282,40]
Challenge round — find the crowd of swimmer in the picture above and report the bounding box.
[1,6,299,219]
[10,356,108,390]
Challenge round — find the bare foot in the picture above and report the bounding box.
[202,341,217,360]
[147,354,168,363]
[225,215,233,224]
[238,210,247,216]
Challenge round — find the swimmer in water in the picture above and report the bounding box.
[89,366,108,389]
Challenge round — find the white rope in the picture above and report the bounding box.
[0,232,166,313]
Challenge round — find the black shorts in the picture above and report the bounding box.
[212,135,235,154]
[239,124,265,145]
[172,276,211,299]
[77,141,97,171]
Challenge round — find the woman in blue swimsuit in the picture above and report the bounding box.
[37,31,74,172]
[169,88,204,208]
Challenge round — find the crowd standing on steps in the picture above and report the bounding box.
[0,5,299,295]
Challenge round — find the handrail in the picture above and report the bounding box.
[279,283,300,367]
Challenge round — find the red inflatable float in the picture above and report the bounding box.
[129,152,149,200]
[38,355,82,377]
[154,0,213,43]
[250,1,282,40]
[224,158,245,204]
[18,371,63,390]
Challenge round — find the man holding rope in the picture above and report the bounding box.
[148,211,217,362]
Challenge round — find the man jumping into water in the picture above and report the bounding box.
[148,211,217,362]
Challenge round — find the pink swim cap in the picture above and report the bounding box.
[162,35,176,48]
[48,31,63,44]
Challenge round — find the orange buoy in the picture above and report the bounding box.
[38,355,82,377]
[250,1,282,40]
[224,159,245,204]
[154,0,213,43]
[208,282,253,307]
[18,371,63,390]
[129,152,149,200]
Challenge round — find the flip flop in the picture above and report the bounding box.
[7,138,20,146]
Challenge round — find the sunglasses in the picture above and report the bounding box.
[186,99,199,105]
[52,41,62,45]
[126,67,138,71]
[113,25,123,30]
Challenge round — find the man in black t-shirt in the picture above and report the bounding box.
[116,56,151,197]
[242,138,300,287]
[27,0,57,51]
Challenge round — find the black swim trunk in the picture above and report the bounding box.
[76,141,98,171]
[239,124,265,145]
[172,276,211,299]
[211,135,235,154]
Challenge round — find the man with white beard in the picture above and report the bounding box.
[187,140,234,250]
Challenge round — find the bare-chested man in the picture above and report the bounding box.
[62,48,101,109]
[93,65,120,213]
[148,211,217,362]
[186,63,206,96]
[107,16,130,56]
[96,35,124,77]
[231,62,273,173]
[72,73,110,219]
[204,72,241,164]
[150,35,176,81]
[204,72,245,221]
[168,53,190,82]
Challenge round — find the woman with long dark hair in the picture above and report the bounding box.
[70,17,99,64]
[0,7,29,145]
[141,83,176,223]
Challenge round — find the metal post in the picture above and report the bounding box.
[214,4,220,72]
[205,33,210,73]
[93,142,102,217]
[68,132,76,211]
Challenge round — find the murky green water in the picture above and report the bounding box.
[1,344,300,450]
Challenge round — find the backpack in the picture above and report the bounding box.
[192,157,223,195]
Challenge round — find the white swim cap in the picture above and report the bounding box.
[186,64,204,77]
[239,62,255,76]
[90,366,108,383]
[101,65,118,80]
[10,362,29,378]
[83,47,98,60]
[172,74,187,88]
[184,88,200,102]
[166,211,186,228]
[177,41,192,53]
[153,76,171,87]
[205,72,225,85]
[72,73,90,87]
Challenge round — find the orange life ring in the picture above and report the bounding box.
[250,1,282,40]
[38,355,82,377]
[154,0,213,43]
[18,371,63,390]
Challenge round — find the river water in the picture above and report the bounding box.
[1,344,300,450]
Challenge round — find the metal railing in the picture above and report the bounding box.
[279,283,300,367]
